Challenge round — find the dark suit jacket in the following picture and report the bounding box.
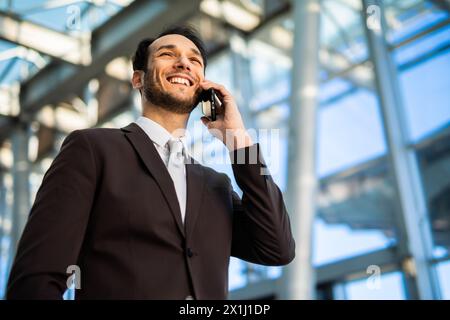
[6,122,295,300]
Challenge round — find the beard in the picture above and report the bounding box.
[143,70,201,114]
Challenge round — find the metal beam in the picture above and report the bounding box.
[19,0,200,114]
[316,246,399,283]
[280,0,321,300]
[0,10,91,65]
[10,123,31,264]
[362,0,441,299]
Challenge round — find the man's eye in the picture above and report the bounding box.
[190,58,201,65]
[160,52,172,56]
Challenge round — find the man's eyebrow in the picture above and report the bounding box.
[190,47,202,58]
[155,44,202,60]
[155,44,176,52]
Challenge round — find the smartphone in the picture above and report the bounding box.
[200,88,222,121]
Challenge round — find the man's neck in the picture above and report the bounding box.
[142,104,189,138]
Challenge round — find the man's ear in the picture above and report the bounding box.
[132,70,144,89]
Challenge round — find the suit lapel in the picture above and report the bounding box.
[121,123,185,238]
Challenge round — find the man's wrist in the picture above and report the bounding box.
[225,129,254,151]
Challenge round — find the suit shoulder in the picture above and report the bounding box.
[67,127,125,143]
[73,126,122,137]
[199,164,231,186]
[61,127,128,156]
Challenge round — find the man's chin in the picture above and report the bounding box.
[169,91,201,109]
[169,95,195,107]
[143,82,199,114]
[162,96,197,114]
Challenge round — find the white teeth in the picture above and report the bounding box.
[168,77,190,86]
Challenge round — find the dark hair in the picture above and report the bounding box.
[132,25,207,72]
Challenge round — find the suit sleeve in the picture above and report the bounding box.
[6,129,98,299]
[229,143,295,266]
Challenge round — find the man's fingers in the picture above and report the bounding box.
[201,116,210,126]
[200,81,231,101]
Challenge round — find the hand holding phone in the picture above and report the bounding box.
[198,81,254,150]
[200,88,222,121]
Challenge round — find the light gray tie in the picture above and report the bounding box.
[167,138,187,224]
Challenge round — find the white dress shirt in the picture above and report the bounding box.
[135,116,188,223]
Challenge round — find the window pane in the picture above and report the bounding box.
[315,87,397,265]
[385,0,448,46]
[248,39,291,111]
[399,51,450,141]
[416,127,450,258]
[318,89,386,177]
[436,260,450,299]
[229,257,247,291]
[314,219,396,266]
[314,165,398,266]
[344,271,406,300]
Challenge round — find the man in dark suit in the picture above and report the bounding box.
[6,25,295,300]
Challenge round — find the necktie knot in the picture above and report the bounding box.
[168,138,183,154]
[167,138,184,166]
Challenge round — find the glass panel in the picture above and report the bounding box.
[314,218,396,266]
[399,50,450,141]
[23,3,90,32]
[315,84,397,265]
[229,257,247,291]
[394,24,450,66]
[321,0,367,62]
[14,1,133,33]
[317,89,386,177]
[344,271,406,300]
[416,126,450,258]
[248,39,291,111]
[385,0,449,45]
[436,260,450,299]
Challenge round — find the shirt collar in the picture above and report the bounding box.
[135,116,188,155]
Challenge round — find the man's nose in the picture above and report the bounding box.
[174,56,191,70]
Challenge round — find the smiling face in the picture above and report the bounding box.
[142,34,205,114]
